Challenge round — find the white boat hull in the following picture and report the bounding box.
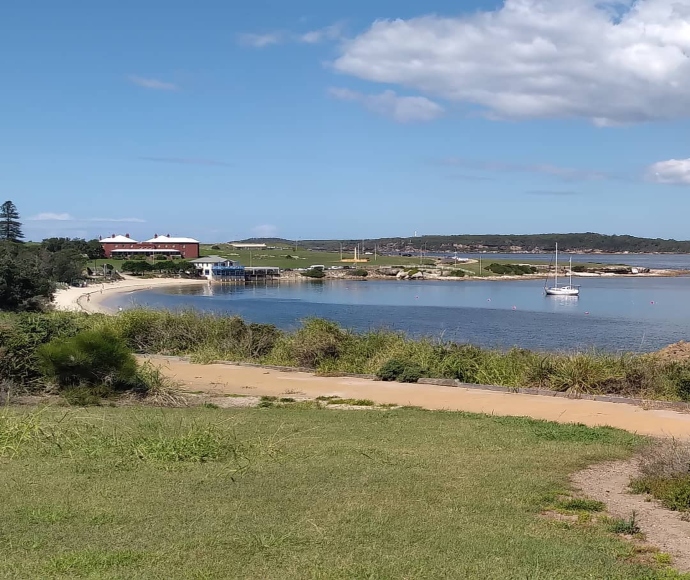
[545,286,580,296]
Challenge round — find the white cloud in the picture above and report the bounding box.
[128,76,178,91]
[252,224,278,237]
[647,158,690,184]
[329,87,444,123]
[28,213,145,223]
[333,1,690,125]
[29,213,73,221]
[237,32,283,48]
[300,23,344,44]
[239,23,344,48]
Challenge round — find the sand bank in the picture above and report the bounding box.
[144,356,690,439]
[53,277,206,314]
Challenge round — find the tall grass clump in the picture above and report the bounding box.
[101,309,281,362]
[37,329,142,392]
[288,318,348,368]
[630,439,690,512]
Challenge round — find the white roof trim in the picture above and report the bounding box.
[144,235,199,244]
[100,235,138,243]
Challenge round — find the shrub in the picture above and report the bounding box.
[291,319,347,368]
[448,270,465,277]
[376,359,406,381]
[398,363,424,383]
[122,261,152,275]
[211,245,221,250]
[376,359,424,383]
[0,312,90,390]
[351,269,368,277]
[301,269,325,279]
[572,265,586,273]
[485,263,536,276]
[37,329,141,392]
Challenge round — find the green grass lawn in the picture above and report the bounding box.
[1,404,682,579]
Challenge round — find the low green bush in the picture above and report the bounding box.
[376,359,424,383]
[0,312,91,390]
[351,269,368,277]
[376,359,406,381]
[37,329,141,392]
[301,269,325,279]
[486,263,537,276]
[448,270,466,277]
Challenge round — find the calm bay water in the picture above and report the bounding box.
[107,277,690,353]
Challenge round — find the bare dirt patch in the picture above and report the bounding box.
[654,341,690,363]
[572,459,690,572]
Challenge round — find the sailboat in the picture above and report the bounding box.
[545,243,580,297]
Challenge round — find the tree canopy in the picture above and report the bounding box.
[0,200,24,242]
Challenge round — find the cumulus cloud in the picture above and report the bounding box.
[333,1,690,125]
[237,32,284,48]
[29,213,145,223]
[329,87,444,122]
[647,158,690,184]
[252,224,278,237]
[128,76,178,91]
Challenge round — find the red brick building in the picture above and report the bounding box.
[100,234,200,259]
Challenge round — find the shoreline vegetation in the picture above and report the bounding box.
[4,308,690,403]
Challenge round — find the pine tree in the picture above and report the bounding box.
[0,200,24,242]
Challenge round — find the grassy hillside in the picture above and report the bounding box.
[234,233,690,254]
[3,404,683,579]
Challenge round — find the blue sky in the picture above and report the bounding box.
[3,0,690,242]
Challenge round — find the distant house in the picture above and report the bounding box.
[100,233,200,259]
[190,256,234,278]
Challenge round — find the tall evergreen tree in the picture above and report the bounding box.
[0,201,24,242]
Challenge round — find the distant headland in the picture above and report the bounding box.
[234,233,690,255]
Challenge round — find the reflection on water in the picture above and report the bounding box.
[107,278,690,353]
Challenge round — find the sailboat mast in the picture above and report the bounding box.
[555,243,558,288]
[569,256,573,287]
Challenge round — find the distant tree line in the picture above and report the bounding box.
[238,234,690,254]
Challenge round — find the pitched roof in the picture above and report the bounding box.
[144,235,199,244]
[189,255,229,264]
[100,234,138,243]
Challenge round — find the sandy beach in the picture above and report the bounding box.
[53,277,206,314]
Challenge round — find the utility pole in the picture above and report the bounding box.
[340,242,342,261]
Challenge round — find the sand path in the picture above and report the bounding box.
[145,356,690,439]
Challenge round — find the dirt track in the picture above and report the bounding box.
[145,356,690,439]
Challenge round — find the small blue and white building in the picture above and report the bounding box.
[189,255,245,281]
